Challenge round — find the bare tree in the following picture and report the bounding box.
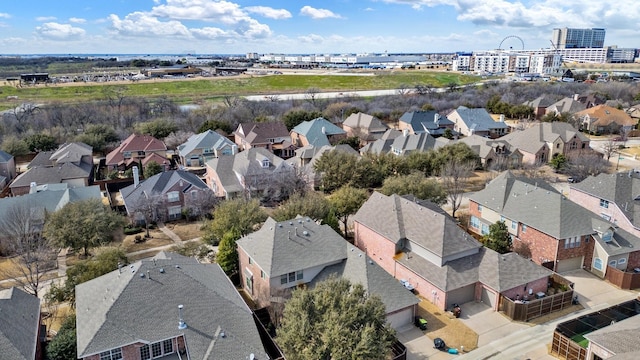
[305,87,321,108]
[441,159,476,218]
[566,153,610,181]
[0,202,56,297]
[601,138,620,161]
[184,189,219,221]
[129,191,166,237]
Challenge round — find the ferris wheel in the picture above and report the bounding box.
[498,35,525,51]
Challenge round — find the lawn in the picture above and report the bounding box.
[416,296,478,352]
[164,221,205,241]
[0,70,480,110]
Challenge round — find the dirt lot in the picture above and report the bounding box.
[416,296,479,351]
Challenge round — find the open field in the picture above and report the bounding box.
[0,70,480,110]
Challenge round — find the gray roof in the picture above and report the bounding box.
[455,134,512,159]
[470,171,607,239]
[360,129,403,155]
[547,97,587,114]
[0,150,13,163]
[177,130,235,158]
[524,95,558,108]
[398,110,453,134]
[121,170,209,213]
[585,315,640,358]
[237,217,346,277]
[499,122,589,155]
[353,192,481,258]
[342,112,389,133]
[11,161,93,189]
[390,132,450,155]
[29,142,92,167]
[448,106,508,132]
[0,287,41,360]
[235,122,290,145]
[593,225,640,257]
[76,252,266,360]
[291,117,345,147]
[0,185,101,219]
[310,246,419,314]
[572,172,640,228]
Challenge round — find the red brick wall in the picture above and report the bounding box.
[238,247,272,308]
[501,277,548,301]
[627,250,640,270]
[354,222,399,276]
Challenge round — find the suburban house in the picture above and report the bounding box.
[546,95,587,115]
[121,169,214,223]
[177,130,237,167]
[287,144,359,190]
[389,131,450,155]
[498,122,590,165]
[10,142,94,196]
[290,117,346,148]
[105,134,167,172]
[447,106,509,138]
[0,287,44,360]
[353,192,554,311]
[576,93,606,109]
[75,252,268,360]
[575,105,637,134]
[523,95,557,119]
[397,110,454,137]
[360,129,403,155]
[205,147,294,200]
[341,112,389,144]
[584,313,640,359]
[236,217,420,330]
[0,149,16,189]
[233,122,294,159]
[455,134,523,169]
[468,171,638,276]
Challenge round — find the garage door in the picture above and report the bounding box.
[386,307,414,330]
[446,284,475,309]
[481,287,497,309]
[556,256,583,273]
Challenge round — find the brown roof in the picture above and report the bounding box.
[235,122,289,145]
[106,134,167,166]
[575,105,636,127]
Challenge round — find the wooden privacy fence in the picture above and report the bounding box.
[604,266,640,290]
[501,290,574,322]
[550,331,587,360]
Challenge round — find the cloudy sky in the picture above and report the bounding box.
[0,0,637,55]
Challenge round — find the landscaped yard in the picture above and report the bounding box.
[164,221,205,241]
[416,296,478,352]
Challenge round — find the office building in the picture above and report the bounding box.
[552,28,606,49]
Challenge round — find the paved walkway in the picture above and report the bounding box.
[157,222,182,244]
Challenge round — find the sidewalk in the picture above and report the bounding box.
[157,222,182,244]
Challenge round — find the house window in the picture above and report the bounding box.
[288,272,296,282]
[168,206,182,220]
[500,215,505,222]
[594,258,603,270]
[565,236,579,249]
[481,223,489,235]
[280,274,287,285]
[601,213,611,221]
[261,270,267,279]
[191,190,197,200]
[137,151,146,157]
[140,345,150,360]
[609,260,617,267]
[140,340,175,359]
[582,143,586,149]
[470,216,480,229]
[163,340,173,354]
[619,258,627,265]
[203,148,213,154]
[167,191,180,202]
[511,221,517,230]
[248,257,253,265]
[246,274,253,290]
[600,199,609,208]
[570,142,577,150]
[296,270,303,281]
[261,158,270,168]
[521,224,527,233]
[100,349,123,360]
[152,342,162,357]
[123,151,131,159]
[477,204,483,212]
[556,143,560,148]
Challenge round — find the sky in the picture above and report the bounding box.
[0,0,637,55]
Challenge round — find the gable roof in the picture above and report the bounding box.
[448,106,508,132]
[353,192,481,259]
[391,132,450,155]
[10,161,93,189]
[571,172,640,227]
[235,122,290,145]
[585,315,640,358]
[0,185,101,220]
[470,171,607,239]
[76,252,266,360]
[547,97,587,114]
[498,122,588,155]
[524,95,558,108]
[177,130,235,157]
[291,118,345,147]
[575,105,636,127]
[0,287,41,360]
[342,112,389,133]
[50,142,92,163]
[360,129,403,155]
[399,110,453,134]
[456,134,512,159]
[237,217,346,277]
[0,150,12,163]
[106,134,167,166]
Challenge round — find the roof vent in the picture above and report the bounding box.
[140,273,145,278]
[175,265,181,269]
[220,331,226,338]
[178,305,187,330]
[278,223,283,228]
[303,230,309,236]
[159,268,165,273]
[289,221,293,225]
[369,260,374,265]
[298,219,302,223]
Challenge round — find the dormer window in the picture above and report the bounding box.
[261,158,270,168]
[123,151,131,159]
[602,230,613,242]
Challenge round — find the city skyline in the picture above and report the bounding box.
[0,1,637,55]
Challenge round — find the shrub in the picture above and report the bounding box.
[124,227,142,235]
[134,235,144,243]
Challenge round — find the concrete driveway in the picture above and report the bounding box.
[457,301,531,347]
[397,325,458,360]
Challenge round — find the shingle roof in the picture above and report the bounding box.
[523,95,558,108]
[76,252,266,360]
[448,106,508,132]
[575,105,636,127]
[291,117,345,147]
[0,150,12,163]
[10,161,93,189]
[106,134,167,166]
[469,171,606,239]
[399,110,453,133]
[360,129,402,155]
[593,226,640,257]
[237,217,346,277]
[177,130,235,158]
[547,97,586,114]
[572,172,640,228]
[390,132,450,154]
[585,315,640,357]
[235,122,290,145]
[456,135,511,159]
[28,142,92,168]
[353,192,481,258]
[0,287,41,360]
[498,122,588,155]
[343,112,389,133]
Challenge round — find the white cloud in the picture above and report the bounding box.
[69,17,86,24]
[0,13,10,19]
[35,22,85,40]
[36,16,57,22]
[300,6,342,19]
[109,12,191,38]
[151,0,247,24]
[364,8,375,12]
[191,26,233,39]
[245,6,292,20]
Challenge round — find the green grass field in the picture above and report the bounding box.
[0,71,480,110]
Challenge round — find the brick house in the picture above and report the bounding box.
[0,287,45,360]
[76,252,267,360]
[576,105,636,134]
[468,171,640,277]
[446,106,509,138]
[353,192,554,311]
[236,217,419,330]
[233,122,295,159]
[290,117,346,148]
[341,112,389,145]
[176,130,237,167]
[397,110,454,137]
[0,149,16,188]
[105,134,167,172]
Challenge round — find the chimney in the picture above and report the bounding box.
[133,166,140,188]
[434,113,440,123]
[178,305,187,329]
[29,182,38,194]
[573,94,579,101]
[321,126,326,135]
[499,114,505,122]
[231,144,238,155]
[403,128,409,137]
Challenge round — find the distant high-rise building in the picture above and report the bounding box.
[552,28,606,49]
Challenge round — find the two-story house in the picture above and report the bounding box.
[76,252,268,360]
[575,105,636,134]
[105,134,167,172]
[341,112,389,145]
[177,130,237,167]
[455,134,523,169]
[233,122,294,159]
[389,130,450,156]
[353,192,554,311]
[205,147,294,200]
[290,118,346,148]
[121,169,214,222]
[10,142,94,196]
[398,110,455,137]
[447,106,509,138]
[236,217,419,330]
